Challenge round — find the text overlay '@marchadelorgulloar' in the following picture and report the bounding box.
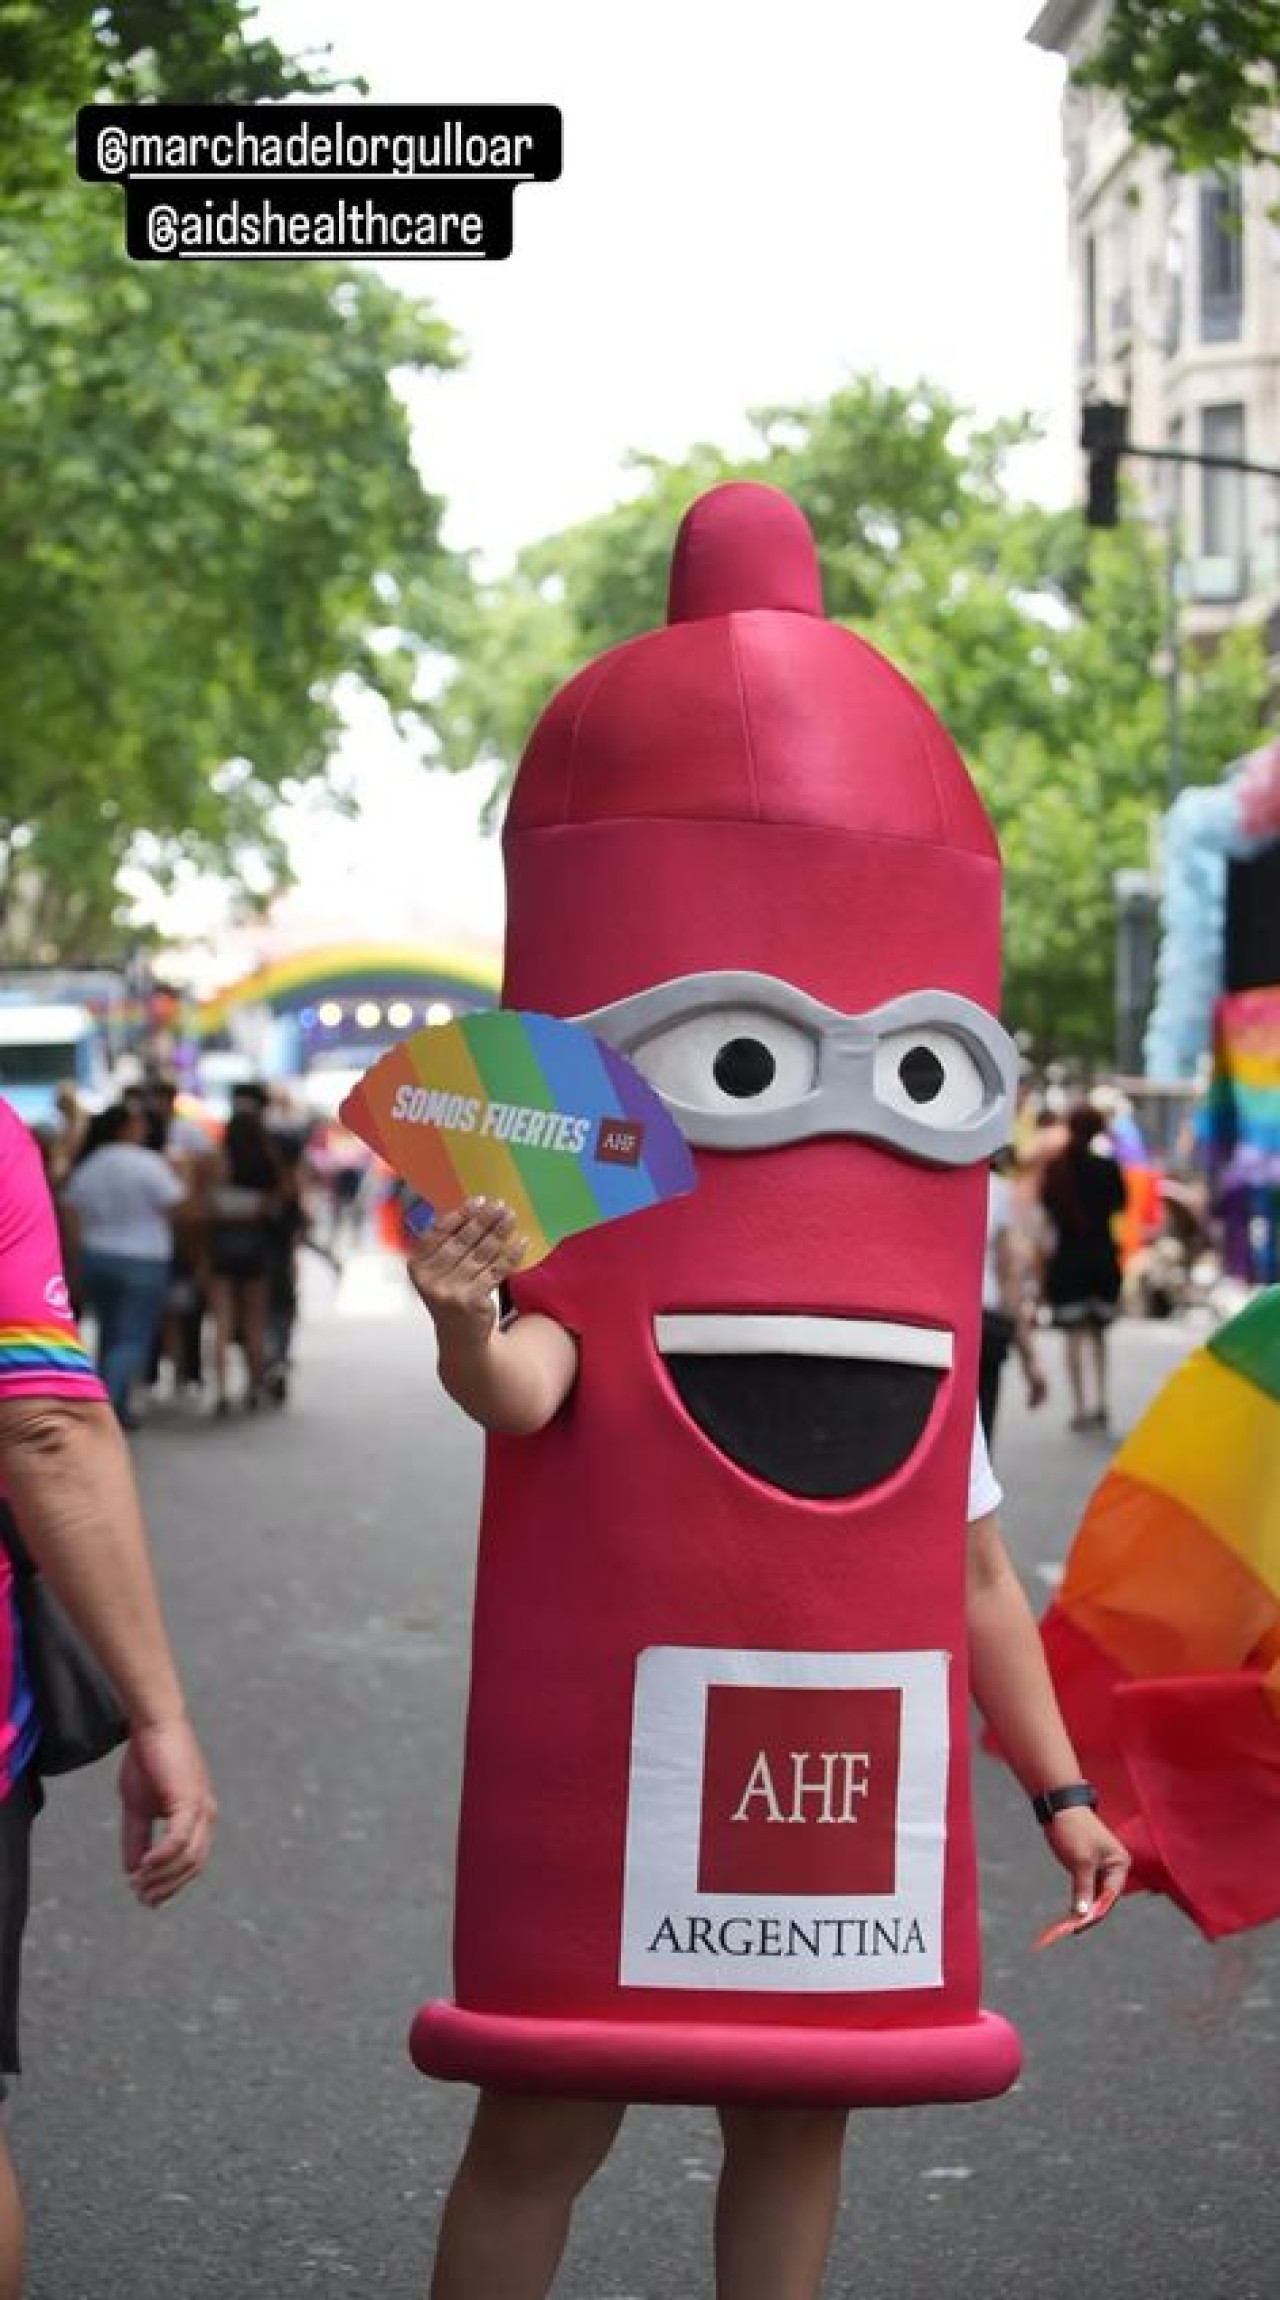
[76,105,562,262]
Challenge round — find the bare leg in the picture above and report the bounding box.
[1063,1327,1088,1426]
[1087,1323,1109,1424]
[0,2130,23,2300]
[714,2106,848,2300]
[238,1278,269,1400]
[429,2092,624,2300]
[208,1276,234,1410]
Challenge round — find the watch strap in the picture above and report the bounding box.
[1032,1781,1099,1826]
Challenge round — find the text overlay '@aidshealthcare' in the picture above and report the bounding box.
[76,106,562,262]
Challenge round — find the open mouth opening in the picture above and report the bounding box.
[654,1315,952,1500]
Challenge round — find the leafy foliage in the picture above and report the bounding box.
[0,0,463,958]
[1074,0,1280,171]
[435,382,1269,1059]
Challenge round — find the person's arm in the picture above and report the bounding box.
[146,1149,188,1219]
[408,1197,578,1435]
[60,1162,87,1213]
[0,1398,216,1904]
[0,1105,213,1906]
[994,1225,1047,1408]
[967,1510,1129,1921]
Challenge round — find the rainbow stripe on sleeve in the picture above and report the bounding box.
[1033,1287,1280,1939]
[0,1321,100,1388]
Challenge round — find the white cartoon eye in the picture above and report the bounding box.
[872,1028,987,1129]
[628,1008,818,1114]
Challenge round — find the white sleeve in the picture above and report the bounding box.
[969,1416,1002,1521]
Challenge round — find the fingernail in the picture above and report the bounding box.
[1074,1899,1091,1916]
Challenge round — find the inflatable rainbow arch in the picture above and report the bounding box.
[192,941,501,1039]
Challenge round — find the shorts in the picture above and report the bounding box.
[0,1767,42,2092]
[210,1225,269,1283]
[1051,1298,1120,1330]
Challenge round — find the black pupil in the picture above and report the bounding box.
[899,1046,946,1104]
[714,1038,776,1098]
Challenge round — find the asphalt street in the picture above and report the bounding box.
[12,1255,1279,2299]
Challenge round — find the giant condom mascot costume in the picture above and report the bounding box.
[412,481,1024,2107]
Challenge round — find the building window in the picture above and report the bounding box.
[1199,174,1244,341]
[1107,205,1133,342]
[1200,404,1246,597]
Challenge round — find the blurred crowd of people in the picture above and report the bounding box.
[31,1076,374,1431]
[28,1069,1201,1448]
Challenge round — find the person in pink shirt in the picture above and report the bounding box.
[0,1096,217,2300]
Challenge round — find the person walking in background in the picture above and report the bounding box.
[1037,1104,1127,1434]
[207,1100,282,1416]
[261,1135,308,1404]
[138,1078,215,1402]
[61,1105,183,1431]
[138,1076,214,1169]
[313,1122,371,1257]
[979,1151,1048,1446]
[0,1094,216,2300]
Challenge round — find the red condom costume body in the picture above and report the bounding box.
[412,482,1022,2107]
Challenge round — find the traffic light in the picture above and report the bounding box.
[1081,400,1128,528]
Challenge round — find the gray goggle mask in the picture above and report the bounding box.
[574,971,1017,1166]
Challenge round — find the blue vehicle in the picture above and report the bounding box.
[0,972,128,1127]
[0,1002,113,1126]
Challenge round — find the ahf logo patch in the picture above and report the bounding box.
[697,1684,903,1897]
[595,1116,645,1167]
[621,1648,948,1992]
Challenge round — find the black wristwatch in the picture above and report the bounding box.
[1031,1781,1099,1827]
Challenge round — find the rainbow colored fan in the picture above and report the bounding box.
[339,1009,697,1268]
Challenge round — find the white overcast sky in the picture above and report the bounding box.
[182,0,1074,983]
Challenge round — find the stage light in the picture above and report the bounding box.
[387,1000,414,1029]
[426,1000,453,1026]
[356,1001,382,1028]
[318,1002,342,1028]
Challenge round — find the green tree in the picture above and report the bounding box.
[436,383,1269,1060]
[0,0,343,207]
[0,0,464,959]
[1075,0,1280,172]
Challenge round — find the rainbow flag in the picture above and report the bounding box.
[1035,1286,1280,1938]
[1202,987,1280,1173]
[339,1010,696,1268]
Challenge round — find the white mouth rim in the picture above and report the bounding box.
[653,1314,954,1372]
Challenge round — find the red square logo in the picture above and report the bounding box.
[595,1116,645,1166]
[697,1684,902,1896]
